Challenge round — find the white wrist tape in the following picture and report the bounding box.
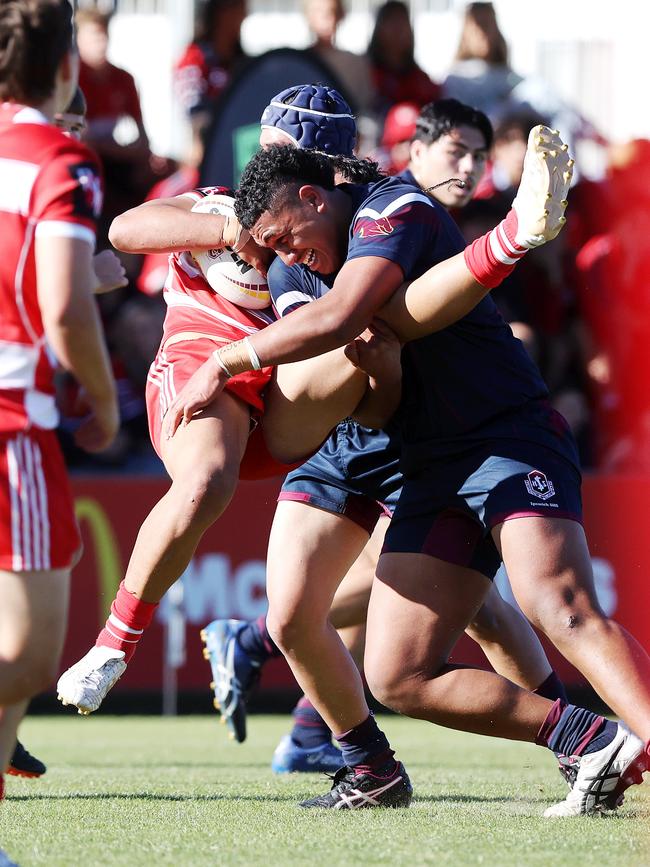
[243,336,262,370]
[212,349,234,378]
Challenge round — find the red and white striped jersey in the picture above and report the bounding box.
[161,186,275,346]
[0,102,102,433]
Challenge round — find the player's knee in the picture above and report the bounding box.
[466,603,501,643]
[266,605,320,653]
[522,584,605,642]
[172,464,238,526]
[365,663,415,714]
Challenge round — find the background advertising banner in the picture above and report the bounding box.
[61,474,650,706]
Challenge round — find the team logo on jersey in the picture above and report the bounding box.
[357,217,394,238]
[525,469,555,500]
[68,162,103,219]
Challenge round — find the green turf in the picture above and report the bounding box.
[3,715,648,866]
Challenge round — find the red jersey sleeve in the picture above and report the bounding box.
[32,137,103,245]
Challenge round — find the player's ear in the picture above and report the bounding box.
[297,185,324,211]
[409,139,424,166]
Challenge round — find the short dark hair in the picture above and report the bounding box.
[413,98,493,151]
[234,145,382,229]
[64,85,86,117]
[0,0,73,104]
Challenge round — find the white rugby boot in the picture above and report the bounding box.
[512,125,574,248]
[544,723,647,817]
[57,645,127,715]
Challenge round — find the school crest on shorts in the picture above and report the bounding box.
[525,469,555,500]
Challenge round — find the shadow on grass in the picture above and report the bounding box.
[8,792,300,803]
[9,791,549,807]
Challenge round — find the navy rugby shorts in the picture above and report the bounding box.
[383,440,583,580]
[278,420,402,535]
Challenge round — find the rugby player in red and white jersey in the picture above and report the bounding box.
[0,0,118,831]
[56,88,390,715]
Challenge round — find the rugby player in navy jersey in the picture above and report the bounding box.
[165,140,650,815]
[208,99,572,780]
[56,84,522,750]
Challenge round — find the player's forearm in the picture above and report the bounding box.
[109,202,228,254]
[36,236,116,404]
[44,295,116,404]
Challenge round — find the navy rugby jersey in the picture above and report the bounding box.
[270,173,569,474]
[268,247,403,472]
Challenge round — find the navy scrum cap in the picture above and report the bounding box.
[260,83,357,156]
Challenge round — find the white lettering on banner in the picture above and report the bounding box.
[157,553,267,624]
[494,556,617,617]
[232,561,268,619]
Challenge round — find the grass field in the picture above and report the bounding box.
[2,714,649,867]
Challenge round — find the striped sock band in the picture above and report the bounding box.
[463,208,528,289]
[95,580,159,663]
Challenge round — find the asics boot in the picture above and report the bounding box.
[544,723,647,817]
[299,760,412,809]
[200,619,260,743]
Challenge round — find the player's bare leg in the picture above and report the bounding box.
[263,349,368,464]
[57,392,249,714]
[328,515,388,630]
[123,392,249,603]
[0,569,69,768]
[466,582,554,691]
[496,517,650,743]
[365,551,647,816]
[329,517,558,693]
[265,502,371,733]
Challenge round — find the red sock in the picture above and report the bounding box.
[95,581,159,663]
[464,208,528,288]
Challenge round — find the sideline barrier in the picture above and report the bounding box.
[62,474,649,695]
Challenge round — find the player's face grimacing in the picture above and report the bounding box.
[410,125,488,208]
[251,188,345,275]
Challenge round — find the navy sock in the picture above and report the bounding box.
[533,671,568,703]
[236,616,281,664]
[290,697,332,749]
[335,714,395,773]
[537,699,617,757]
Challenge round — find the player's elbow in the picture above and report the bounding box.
[108,212,138,252]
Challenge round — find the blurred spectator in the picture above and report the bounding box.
[374,101,419,174]
[76,8,153,233]
[302,0,374,115]
[482,108,548,194]
[367,1,440,118]
[442,2,602,155]
[442,2,516,120]
[174,0,249,130]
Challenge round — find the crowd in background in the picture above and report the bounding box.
[63,0,648,474]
